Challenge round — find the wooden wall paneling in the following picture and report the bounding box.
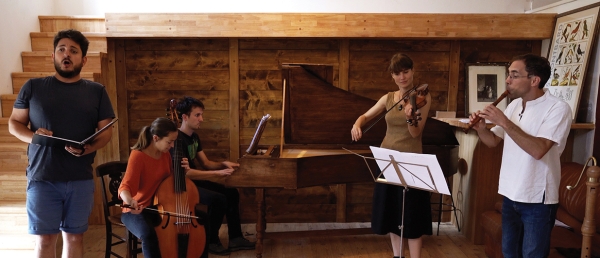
[240,111,281,146]
[89,52,121,225]
[105,13,555,39]
[126,70,230,91]
[346,182,374,222]
[129,90,229,116]
[113,39,129,161]
[230,38,240,161]
[124,50,230,71]
[531,41,542,57]
[348,40,450,116]
[335,184,347,222]
[238,38,340,147]
[237,171,373,223]
[448,40,460,111]
[337,39,350,223]
[123,38,232,161]
[339,39,350,91]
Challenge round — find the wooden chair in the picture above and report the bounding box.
[96,161,141,258]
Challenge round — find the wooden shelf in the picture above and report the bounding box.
[105,13,555,39]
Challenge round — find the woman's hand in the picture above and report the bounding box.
[351,124,363,142]
[125,199,144,215]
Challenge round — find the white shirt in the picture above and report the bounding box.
[490,90,572,204]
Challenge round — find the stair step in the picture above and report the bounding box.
[0,200,26,214]
[21,51,101,73]
[0,202,32,249]
[0,171,25,180]
[0,172,27,200]
[0,201,28,238]
[11,72,95,94]
[0,178,26,201]
[0,234,35,250]
[1,95,16,118]
[38,15,106,33]
[0,140,29,172]
[0,142,28,152]
[0,213,28,231]
[30,32,107,52]
[0,120,22,142]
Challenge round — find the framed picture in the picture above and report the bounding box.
[466,63,508,115]
[545,2,600,120]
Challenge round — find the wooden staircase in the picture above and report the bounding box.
[0,16,106,254]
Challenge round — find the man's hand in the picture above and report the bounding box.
[217,168,235,177]
[469,111,487,131]
[35,128,53,136]
[65,144,87,157]
[222,161,239,169]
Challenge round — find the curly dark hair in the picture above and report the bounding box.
[53,29,90,57]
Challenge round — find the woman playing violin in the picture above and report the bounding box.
[350,53,432,258]
[119,117,189,258]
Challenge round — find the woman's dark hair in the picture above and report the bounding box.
[53,29,90,57]
[388,53,414,74]
[131,117,178,150]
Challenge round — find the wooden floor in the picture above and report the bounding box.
[2,222,571,258]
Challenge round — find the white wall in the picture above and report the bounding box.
[0,0,53,99]
[56,0,528,15]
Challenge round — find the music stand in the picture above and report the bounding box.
[344,146,450,256]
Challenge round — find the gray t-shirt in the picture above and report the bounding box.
[14,76,115,181]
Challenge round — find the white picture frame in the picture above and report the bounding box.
[466,63,507,115]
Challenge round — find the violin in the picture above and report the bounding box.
[152,99,206,257]
[398,84,429,127]
[358,83,429,138]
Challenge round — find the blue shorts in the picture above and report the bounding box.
[26,180,95,235]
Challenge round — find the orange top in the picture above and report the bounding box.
[119,150,172,210]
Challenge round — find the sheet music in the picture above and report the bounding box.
[32,118,118,148]
[370,146,451,195]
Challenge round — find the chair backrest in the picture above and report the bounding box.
[96,161,128,223]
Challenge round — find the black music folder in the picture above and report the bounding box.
[32,118,118,149]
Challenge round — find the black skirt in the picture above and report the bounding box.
[371,182,433,238]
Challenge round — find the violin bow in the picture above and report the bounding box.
[359,83,428,136]
[118,204,199,220]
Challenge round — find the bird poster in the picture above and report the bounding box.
[545,4,600,120]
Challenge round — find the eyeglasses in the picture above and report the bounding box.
[506,73,532,80]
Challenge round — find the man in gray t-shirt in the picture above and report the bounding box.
[9,29,115,258]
